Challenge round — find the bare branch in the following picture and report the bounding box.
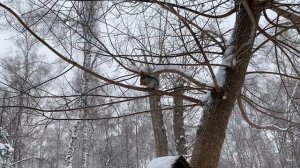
[270,5,300,27]
[0,2,202,104]
[237,95,288,131]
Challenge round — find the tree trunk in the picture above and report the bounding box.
[0,91,8,127]
[12,103,22,164]
[13,40,30,164]
[149,94,168,157]
[173,83,187,155]
[81,118,88,168]
[80,2,102,167]
[80,29,91,168]
[63,2,100,167]
[190,1,262,167]
[63,121,80,168]
[80,2,96,166]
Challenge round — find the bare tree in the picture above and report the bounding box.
[64,2,101,168]
[0,0,300,167]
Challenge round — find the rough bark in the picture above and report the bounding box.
[190,1,263,167]
[149,94,168,157]
[173,83,187,155]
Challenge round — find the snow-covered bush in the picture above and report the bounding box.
[0,128,13,159]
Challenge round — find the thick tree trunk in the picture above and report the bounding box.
[149,94,168,157]
[190,1,262,167]
[173,83,187,155]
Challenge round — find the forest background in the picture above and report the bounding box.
[0,0,299,168]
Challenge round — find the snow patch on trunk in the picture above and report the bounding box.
[215,37,235,87]
[200,37,235,103]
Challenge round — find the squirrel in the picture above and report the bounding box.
[140,71,159,90]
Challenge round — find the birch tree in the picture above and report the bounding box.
[64,2,100,168]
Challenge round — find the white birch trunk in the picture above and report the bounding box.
[81,118,88,168]
[63,121,80,168]
[80,2,100,167]
[63,2,100,167]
